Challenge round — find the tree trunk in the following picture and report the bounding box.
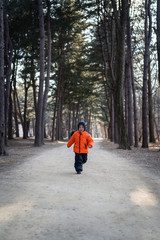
[16,90,24,129]
[154,118,159,141]
[23,76,28,139]
[126,5,134,146]
[31,57,37,111]
[142,0,152,148]
[34,0,45,146]
[75,103,79,129]
[59,90,63,140]
[125,63,129,132]
[88,110,91,134]
[8,56,17,139]
[112,0,130,149]
[41,0,51,143]
[148,59,155,143]
[110,93,114,142]
[52,87,58,141]
[0,0,6,155]
[114,110,119,143]
[56,63,63,140]
[127,65,133,146]
[68,108,71,139]
[32,119,35,137]
[72,103,75,130]
[44,125,47,138]
[157,0,160,83]
[8,83,13,139]
[52,101,57,142]
[132,74,139,147]
[127,4,139,147]
[12,64,19,137]
[125,61,134,146]
[4,11,13,145]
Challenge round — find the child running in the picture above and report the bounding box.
[67,121,94,174]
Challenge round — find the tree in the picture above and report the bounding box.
[142,0,152,148]
[41,0,51,142]
[34,0,45,146]
[148,58,155,143]
[126,2,135,147]
[112,0,130,149]
[96,0,116,142]
[4,11,13,144]
[0,0,6,155]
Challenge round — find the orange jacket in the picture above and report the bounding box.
[67,131,94,153]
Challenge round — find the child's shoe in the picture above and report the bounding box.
[77,171,81,174]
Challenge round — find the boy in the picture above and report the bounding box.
[67,121,94,174]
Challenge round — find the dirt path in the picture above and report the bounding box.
[0,139,160,240]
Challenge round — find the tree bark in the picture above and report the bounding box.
[125,63,129,132]
[31,57,37,111]
[59,92,63,139]
[41,0,51,143]
[125,61,134,146]
[110,93,114,142]
[34,0,45,146]
[52,101,57,142]
[68,108,71,139]
[76,103,79,129]
[127,3,139,147]
[52,86,58,142]
[4,11,13,144]
[126,4,134,146]
[127,65,133,146]
[142,0,152,148]
[12,61,19,137]
[8,83,13,139]
[132,73,139,147]
[56,63,63,140]
[72,103,75,130]
[88,110,91,134]
[15,90,24,129]
[23,76,29,139]
[148,59,155,143]
[0,0,7,155]
[154,118,159,141]
[112,0,130,149]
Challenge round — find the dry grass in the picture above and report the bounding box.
[101,139,160,176]
[0,138,60,171]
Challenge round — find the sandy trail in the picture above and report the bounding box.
[0,139,160,240]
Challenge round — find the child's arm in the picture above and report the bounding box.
[67,134,75,148]
[87,134,94,148]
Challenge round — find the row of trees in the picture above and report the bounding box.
[0,0,160,155]
[0,0,99,153]
[87,0,160,149]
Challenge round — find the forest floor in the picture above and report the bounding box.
[102,139,160,176]
[0,138,160,240]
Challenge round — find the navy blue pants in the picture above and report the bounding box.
[74,153,88,172]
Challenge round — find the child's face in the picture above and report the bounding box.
[79,125,84,132]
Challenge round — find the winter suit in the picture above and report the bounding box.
[67,122,94,173]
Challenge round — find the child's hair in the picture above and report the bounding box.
[78,121,87,131]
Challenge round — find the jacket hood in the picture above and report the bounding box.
[78,121,87,131]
